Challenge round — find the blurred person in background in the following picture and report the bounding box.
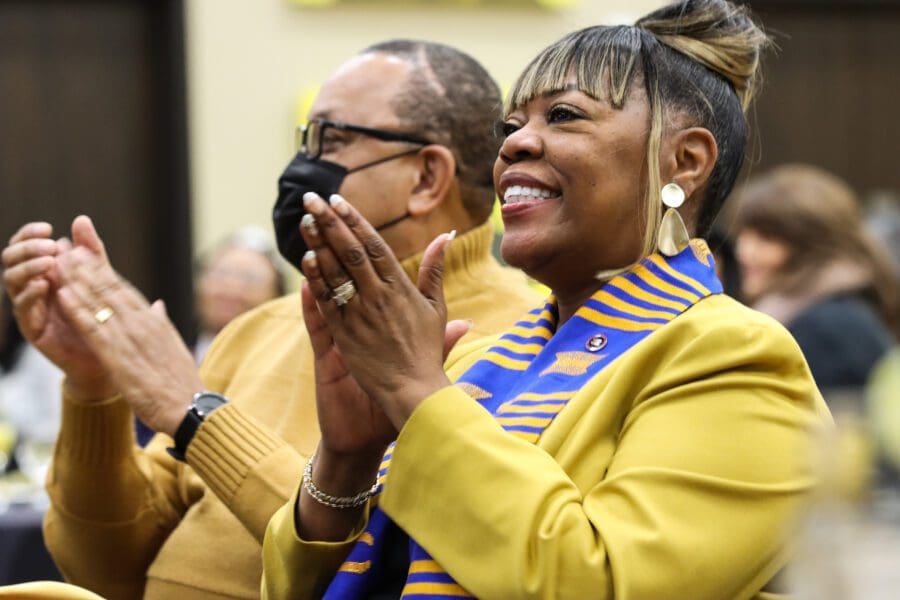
[865,190,900,279]
[0,285,62,478]
[1,40,539,599]
[135,226,286,446]
[191,226,285,365]
[862,191,900,486]
[733,164,900,391]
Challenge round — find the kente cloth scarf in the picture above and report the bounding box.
[324,240,723,599]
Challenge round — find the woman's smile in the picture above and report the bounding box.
[498,172,563,219]
[502,185,557,203]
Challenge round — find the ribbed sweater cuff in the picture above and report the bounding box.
[58,392,135,465]
[187,404,289,503]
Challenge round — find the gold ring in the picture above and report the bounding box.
[331,280,357,307]
[94,306,115,324]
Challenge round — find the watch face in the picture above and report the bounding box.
[194,392,228,416]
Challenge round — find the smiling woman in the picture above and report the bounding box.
[495,84,653,298]
[261,1,833,599]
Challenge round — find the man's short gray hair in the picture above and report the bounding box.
[362,40,502,223]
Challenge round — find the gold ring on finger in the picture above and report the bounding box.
[94,306,115,324]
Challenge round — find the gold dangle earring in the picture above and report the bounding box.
[657,182,690,256]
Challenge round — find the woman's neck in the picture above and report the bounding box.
[554,280,604,327]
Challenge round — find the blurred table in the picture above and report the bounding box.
[790,490,900,600]
[0,476,62,586]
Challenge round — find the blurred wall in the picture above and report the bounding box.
[184,0,667,257]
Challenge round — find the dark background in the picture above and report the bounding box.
[746,0,900,200]
[0,0,192,336]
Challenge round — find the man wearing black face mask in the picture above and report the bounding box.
[272,120,431,266]
[18,40,541,599]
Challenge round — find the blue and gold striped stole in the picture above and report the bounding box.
[323,240,722,599]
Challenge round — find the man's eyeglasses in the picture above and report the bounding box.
[295,118,431,160]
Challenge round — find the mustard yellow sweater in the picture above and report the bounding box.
[43,222,541,600]
[262,293,832,600]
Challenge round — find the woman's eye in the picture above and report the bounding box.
[496,121,520,138]
[547,105,581,123]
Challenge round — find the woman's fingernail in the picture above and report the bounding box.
[303,250,317,269]
[446,229,457,247]
[151,299,168,316]
[329,194,351,217]
[300,213,318,235]
[303,192,320,208]
[465,319,474,331]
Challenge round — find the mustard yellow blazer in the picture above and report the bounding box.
[263,294,832,600]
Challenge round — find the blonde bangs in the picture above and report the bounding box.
[506,25,666,278]
[505,26,644,116]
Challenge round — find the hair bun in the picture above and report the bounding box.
[636,0,770,111]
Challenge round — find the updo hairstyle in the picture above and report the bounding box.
[506,0,770,263]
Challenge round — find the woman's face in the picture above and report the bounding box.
[493,83,649,298]
[197,247,280,334]
[735,228,791,300]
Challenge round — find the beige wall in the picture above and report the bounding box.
[185,0,667,256]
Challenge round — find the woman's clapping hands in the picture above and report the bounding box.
[298,192,469,434]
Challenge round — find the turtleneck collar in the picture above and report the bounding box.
[398,221,496,287]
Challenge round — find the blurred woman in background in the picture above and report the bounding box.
[192,226,286,364]
[733,164,899,390]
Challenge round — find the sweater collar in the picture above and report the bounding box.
[398,220,495,283]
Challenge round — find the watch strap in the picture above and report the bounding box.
[166,409,202,462]
[166,391,228,462]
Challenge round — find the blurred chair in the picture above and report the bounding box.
[0,581,103,599]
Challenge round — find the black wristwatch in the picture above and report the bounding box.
[166,391,229,462]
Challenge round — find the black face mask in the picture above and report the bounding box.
[272,151,415,270]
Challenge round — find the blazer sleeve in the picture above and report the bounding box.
[378,318,829,600]
[260,337,498,600]
[261,486,372,600]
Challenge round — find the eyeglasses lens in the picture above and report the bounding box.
[295,121,321,158]
[306,121,321,158]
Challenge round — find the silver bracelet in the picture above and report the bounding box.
[302,449,379,509]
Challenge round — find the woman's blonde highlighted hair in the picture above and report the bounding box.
[506,0,770,269]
